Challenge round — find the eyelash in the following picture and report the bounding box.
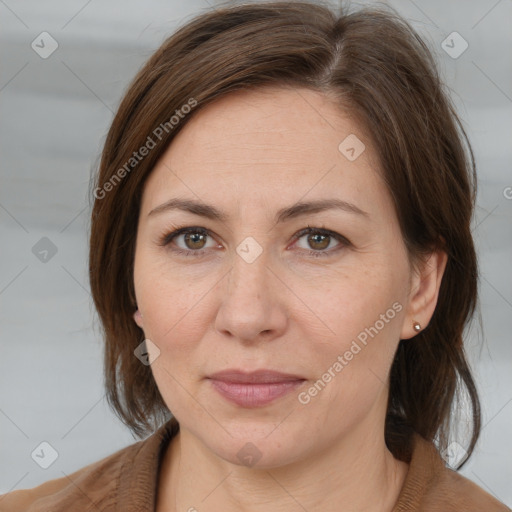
[157,225,350,259]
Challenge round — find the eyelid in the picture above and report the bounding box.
[158,226,211,246]
[292,226,350,246]
[158,226,221,253]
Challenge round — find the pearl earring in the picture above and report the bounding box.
[413,321,421,332]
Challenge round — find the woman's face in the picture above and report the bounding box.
[133,86,420,468]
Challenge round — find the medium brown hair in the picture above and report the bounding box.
[89,0,480,466]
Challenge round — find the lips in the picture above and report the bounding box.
[206,369,306,407]
[207,369,305,384]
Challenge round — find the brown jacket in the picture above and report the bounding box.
[0,418,509,511]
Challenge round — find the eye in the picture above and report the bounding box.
[157,225,350,258]
[291,226,349,258]
[158,226,219,257]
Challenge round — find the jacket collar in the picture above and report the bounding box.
[118,416,180,511]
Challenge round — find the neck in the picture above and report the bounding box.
[157,416,408,512]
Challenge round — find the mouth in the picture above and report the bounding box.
[206,369,306,408]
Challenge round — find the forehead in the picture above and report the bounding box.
[140,87,388,218]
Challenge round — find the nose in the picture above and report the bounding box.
[214,250,288,344]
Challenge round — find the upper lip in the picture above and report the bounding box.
[207,369,305,384]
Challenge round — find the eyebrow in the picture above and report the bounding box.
[148,197,369,223]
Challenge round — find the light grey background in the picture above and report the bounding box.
[1,0,511,507]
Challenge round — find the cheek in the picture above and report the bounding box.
[134,271,221,399]
[298,260,406,394]
[297,286,403,431]
[141,292,207,353]
[302,261,404,342]
[138,274,209,411]
[134,250,209,335]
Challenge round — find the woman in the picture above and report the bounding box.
[1,1,509,510]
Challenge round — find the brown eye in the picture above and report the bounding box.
[306,232,331,250]
[292,227,349,258]
[159,227,217,257]
[183,231,208,250]
[159,225,349,259]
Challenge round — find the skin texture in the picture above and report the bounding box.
[132,86,447,511]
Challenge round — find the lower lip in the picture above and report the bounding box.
[208,379,305,407]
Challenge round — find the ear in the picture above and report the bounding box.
[133,309,144,328]
[400,249,448,340]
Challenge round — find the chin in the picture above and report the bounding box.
[219,440,301,470]
[198,421,307,470]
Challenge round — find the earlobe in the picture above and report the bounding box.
[133,309,144,328]
[400,249,448,340]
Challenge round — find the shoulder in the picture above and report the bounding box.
[0,419,178,512]
[394,433,510,511]
[426,466,510,511]
[0,440,140,512]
